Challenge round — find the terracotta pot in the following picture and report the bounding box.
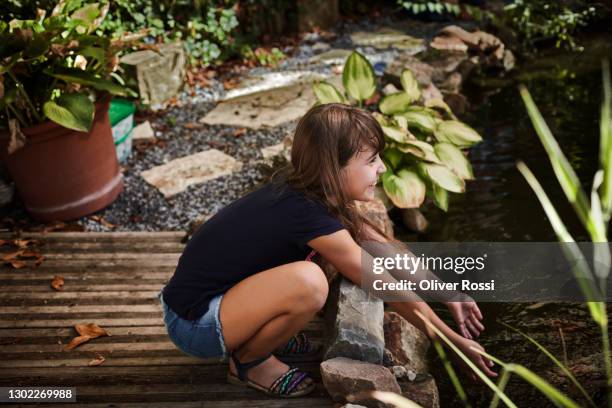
[0,95,123,221]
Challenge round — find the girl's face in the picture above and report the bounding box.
[342,146,387,201]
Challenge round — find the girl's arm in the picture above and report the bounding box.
[308,229,497,377]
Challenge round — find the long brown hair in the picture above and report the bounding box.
[272,103,392,244]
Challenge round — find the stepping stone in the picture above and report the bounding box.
[351,27,425,53]
[140,149,242,198]
[223,70,328,101]
[308,49,352,65]
[200,74,342,129]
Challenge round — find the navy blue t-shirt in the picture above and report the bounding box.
[162,181,345,320]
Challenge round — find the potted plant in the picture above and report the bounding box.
[0,1,137,221]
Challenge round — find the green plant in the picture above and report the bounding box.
[313,51,482,212]
[0,1,136,139]
[240,45,285,68]
[398,0,460,17]
[503,0,597,50]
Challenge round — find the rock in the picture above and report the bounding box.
[383,311,430,373]
[140,149,242,198]
[312,41,331,53]
[324,278,385,364]
[121,42,186,106]
[131,121,155,141]
[420,82,443,104]
[442,92,469,116]
[355,198,394,238]
[260,142,286,161]
[382,83,400,96]
[351,27,425,54]
[384,54,435,88]
[430,25,514,73]
[199,74,342,129]
[430,35,469,52]
[390,365,416,380]
[320,357,401,407]
[401,208,429,233]
[398,373,440,408]
[308,49,352,65]
[223,70,328,101]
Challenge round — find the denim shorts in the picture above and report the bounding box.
[158,291,228,361]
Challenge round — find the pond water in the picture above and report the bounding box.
[392,34,612,407]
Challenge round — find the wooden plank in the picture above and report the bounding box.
[1,305,162,314]
[0,363,323,381]
[28,399,334,408]
[2,341,178,353]
[0,231,187,241]
[0,319,324,338]
[0,272,173,282]
[0,284,166,292]
[0,291,161,300]
[28,399,333,408]
[0,318,163,328]
[14,253,182,261]
[0,242,184,253]
[18,259,179,268]
[0,356,205,368]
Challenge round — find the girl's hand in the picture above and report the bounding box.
[447,300,485,339]
[456,337,497,379]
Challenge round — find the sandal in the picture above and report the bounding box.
[226,352,316,398]
[274,332,321,362]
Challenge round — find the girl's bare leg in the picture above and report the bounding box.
[219,260,328,389]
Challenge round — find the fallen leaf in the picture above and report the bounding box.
[19,250,41,258]
[184,122,203,130]
[87,353,106,366]
[75,323,110,338]
[2,250,22,261]
[51,275,64,291]
[89,215,116,229]
[64,335,92,350]
[9,260,26,268]
[233,128,247,137]
[14,239,39,248]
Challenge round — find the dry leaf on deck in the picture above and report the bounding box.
[75,323,110,338]
[64,335,92,350]
[87,353,106,367]
[51,275,64,291]
[65,324,110,351]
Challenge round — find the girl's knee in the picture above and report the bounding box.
[290,261,329,311]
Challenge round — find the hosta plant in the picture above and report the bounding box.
[313,51,482,211]
[0,0,136,143]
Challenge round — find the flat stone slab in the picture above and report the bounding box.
[223,70,328,100]
[308,49,352,65]
[351,27,425,53]
[200,74,342,129]
[140,149,242,198]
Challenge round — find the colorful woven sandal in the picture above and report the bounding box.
[226,352,316,398]
[274,332,321,362]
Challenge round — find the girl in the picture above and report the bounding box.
[159,103,496,398]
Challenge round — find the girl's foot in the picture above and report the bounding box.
[274,332,321,362]
[228,353,315,397]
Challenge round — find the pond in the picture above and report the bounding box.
[392,34,612,407]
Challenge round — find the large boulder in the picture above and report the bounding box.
[324,278,385,364]
[320,357,401,407]
[121,42,186,106]
[383,311,430,373]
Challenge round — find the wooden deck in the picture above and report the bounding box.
[0,232,333,407]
